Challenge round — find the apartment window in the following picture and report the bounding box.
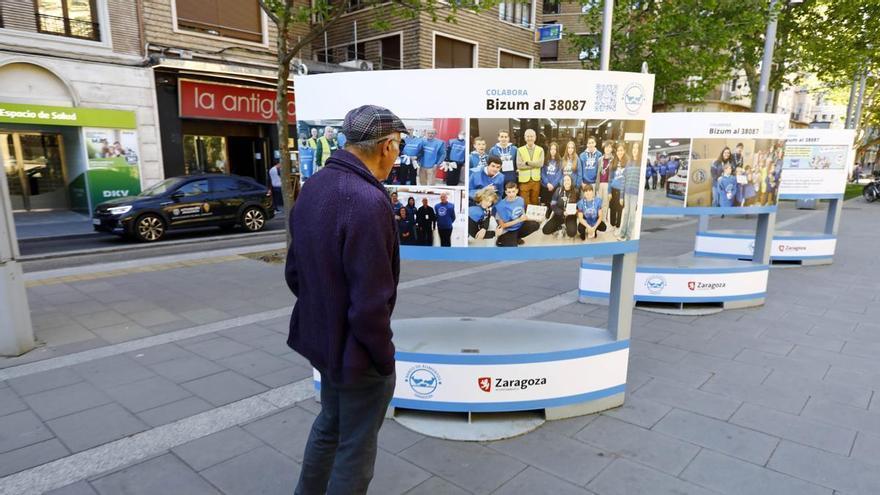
[499,0,534,28]
[540,40,558,61]
[346,42,366,61]
[380,35,402,70]
[435,35,475,68]
[542,0,559,15]
[35,0,100,41]
[176,0,263,43]
[500,51,531,68]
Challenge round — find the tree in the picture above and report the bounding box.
[569,0,767,106]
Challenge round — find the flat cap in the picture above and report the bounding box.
[341,104,407,143]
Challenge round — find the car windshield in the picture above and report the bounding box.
[139,178,184,197]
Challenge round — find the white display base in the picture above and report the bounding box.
[579,255,768,315]
[695,230,836,266]
[314,317,629,441]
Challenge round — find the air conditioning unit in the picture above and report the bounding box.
[339,59,374,71]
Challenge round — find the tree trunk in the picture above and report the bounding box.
[743,62,760,112]
[275,13,295,244]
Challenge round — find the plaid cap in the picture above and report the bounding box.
[341,105,407,143]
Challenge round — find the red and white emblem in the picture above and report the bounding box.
[478,377,492,392]
[687,281,696,291]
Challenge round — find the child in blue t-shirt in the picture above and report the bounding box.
[716,163,737,207]
[577,136,603,186]
[470,137,489,173]
[445,133,467,186]
[577,183,606,240]
[540,142,563,214]
[494,182,539,247]
[488,130,518,187]
[468,186,499,240]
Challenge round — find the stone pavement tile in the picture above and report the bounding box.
[757,327,845,353]
[841,339,880,360]
[297,398,321,415]
[399,437,526,495]
[46,403,148,453]
[200,446,299,495]
[218,324,277,343]
[30,313,72,331]
[216,349,290,379]
[148,354,226,383]
[181,337,253,361]
[627,356,712,388]
[762,370,872,409]
[654,409,779,465]
[587,458,717,495]
[404,476,471,495]
[180,308,233,325]
[536,412,598,437]
[172,426,264,471]
[733,349,829,380]
[367,449,432,495]
[574,415,699,476]
[110,299,161,315]
[802,397,880,436]
[45,481,99,495]
[629,341,689,364]
[90,322,153,344]
[789,345,880,375]
[181,370,267,406]
[105,376,192,413]
[601,394,672,429]
[378,419,425,454]
[72,355,156,389]
[730,403,856,456]
[709,330,794,356]
[768,440,880,494]
[0,409,55,454]
[128,343,193,366]
[243,406,315,462]
[137,396,215,428]
[44,291,92,305]
[634,379,741,421]
[493,466,594,495]
[87,289,138,305]
[0,438,69,477]
[678,353,771,385]
[851,432,880,467]
[489,429,612,486]
[126,308,182,328]
[54,301,110,318]
[823,366,880,392]
[7,368,84,396]
[658,334,742,360]
[682,449,830,495]
[253,363,312,388]
[698,376,809,415]
[91,453,220,495]
[36,325,98,347]
[0,386,28,416]
[72,310,131,330]
[277,351,311,368]
[23,381,113,421]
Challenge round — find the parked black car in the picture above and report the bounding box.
[93,174,275,242]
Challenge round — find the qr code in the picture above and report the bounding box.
[594,84,617,112]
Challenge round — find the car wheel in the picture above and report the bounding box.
[241,206,266,232]
[863,186,877,203]
[135,214,166,242]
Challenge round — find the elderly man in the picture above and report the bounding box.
[314,126,339,170]
[418,128,446,186]
[434,192,456,247]
[516,128,544,206]
[286,104,404,495]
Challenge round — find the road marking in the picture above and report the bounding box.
[0,379,314,495]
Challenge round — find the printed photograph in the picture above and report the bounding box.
[686,138,786,208]
[386,185,467,248]
[644,138,691,207]
[783,144,848,170]
[468,118,646,247]
[296,118,466,186]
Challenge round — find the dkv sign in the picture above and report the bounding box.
[179,80,295,124]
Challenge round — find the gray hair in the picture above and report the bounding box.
[345,138,384,155]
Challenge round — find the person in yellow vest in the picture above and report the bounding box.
[517,128,544,206]
[307,127,319,149]
[314,126,339,171]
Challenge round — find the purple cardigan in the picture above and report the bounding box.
[285,149,400,384]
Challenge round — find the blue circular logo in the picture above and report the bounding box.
[645,275,667,294]
[405,366,441,398]
[693,169,707,184]
[623,83,645,114]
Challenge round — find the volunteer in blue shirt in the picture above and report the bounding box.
[495,182,539,247]
[469,156,505,203]
[657,155,668,188]
[577,136,602,187]
[298,133,316,180]
[617,141,642,241]
[390,191,403,220]
[445,132,467,186]
[468,186,499,240]
[577,183,606,240]
[400,128,423,185]
[336,131,347,149]
[716,163,737,207]
[405,196,417,222]
[470,137,489,173]
[711,147,734,206]
[434,192,456,247]
[540,142,563,213]
[541,173,579,238]
[489,130,518,186]
[418,129,446,186]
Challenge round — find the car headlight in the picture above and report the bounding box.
[107,205,132,215]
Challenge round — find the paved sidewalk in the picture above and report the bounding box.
[14,211,95,240]
[0,198,878,494]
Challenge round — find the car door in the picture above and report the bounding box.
[209,177,244,221]
[164,179,215,227]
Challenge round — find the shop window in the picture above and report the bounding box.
[175,0,263,43]
[183,135,227,175]
[35,0,100,41]
[435,34,475,68]
[499,0,534,28]
[499,51,531,68]
[540,39,558,62]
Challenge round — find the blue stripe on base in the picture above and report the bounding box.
[778,194,844,200]
[694,251,836,261]
[578,290,766,303]
[580,262,768,274]
[395,340,629,365]
[389,383,627,413]
[696,231,836,241]
[401,240,639,261]
[643,206,777,216]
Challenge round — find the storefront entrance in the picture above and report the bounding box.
[1,132,69,211]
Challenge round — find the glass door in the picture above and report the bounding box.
[1,132,68,211]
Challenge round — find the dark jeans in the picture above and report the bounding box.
[609,188,623,228]
[468,218,495,239]
[438,228,452,247]
[496,220,539,246]
[445,162,463,186]
[295,369,396,495]
[417,225,433,246]
[399,164,416,185]
[272,186,283,211]
[578,220,607,240]
[542,212,576,237]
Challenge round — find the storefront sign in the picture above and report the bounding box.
[84,128,142,208]
[0,102,136,128]
[178,79,295,124]
[536,24,563,42]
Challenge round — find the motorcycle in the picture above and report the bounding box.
[864,178,880,203]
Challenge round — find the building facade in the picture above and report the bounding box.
[0,0,161,215]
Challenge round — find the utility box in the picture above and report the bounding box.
[0,153,34,356]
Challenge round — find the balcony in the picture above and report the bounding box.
[36,13,100,41]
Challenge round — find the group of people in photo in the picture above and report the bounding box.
[297,126,346,179]
[390,190,457,247]
[389,128,466,187]
[645,153,683,190]
[709,142,784,207]
[468,129,643,246]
